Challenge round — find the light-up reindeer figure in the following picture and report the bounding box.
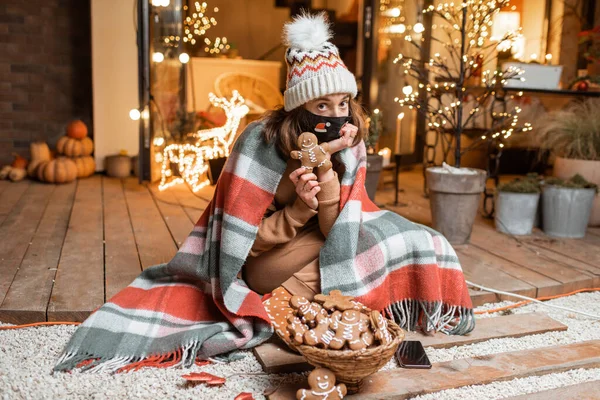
[159,90,250,192]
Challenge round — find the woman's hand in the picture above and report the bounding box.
[328,123,359,154]
[290,168,320,210]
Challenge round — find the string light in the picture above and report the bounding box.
[394,0,532,157]
[179,52,190,64]
[159,91,249,192]
[182,2,219,46]
[152,52,164,63]
[129,109,141,121]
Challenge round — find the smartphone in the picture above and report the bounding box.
[395,340,432,369]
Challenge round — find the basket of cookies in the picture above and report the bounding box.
[262,288,405,394]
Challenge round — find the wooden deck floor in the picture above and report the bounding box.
[0,169,598,324]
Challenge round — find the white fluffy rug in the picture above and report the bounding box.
[2,292,600,400]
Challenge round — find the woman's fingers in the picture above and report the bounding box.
[298,172,318,186]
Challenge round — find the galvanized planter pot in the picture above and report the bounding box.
[426,167,487,245]
[542,185,596,238]
[495,192,540,235]
[365,154,383,201]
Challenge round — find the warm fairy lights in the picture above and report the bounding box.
[394,0,532,157]
[204,37,230,54]
[182,2,219,46]
[159,91,249,192]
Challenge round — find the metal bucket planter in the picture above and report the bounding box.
[426,167,487,244]
[554,157,600,226]
[495,192,540,235]
[542,185,596,238]
[365,154,383,201]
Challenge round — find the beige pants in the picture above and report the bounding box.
[244,220,322,300]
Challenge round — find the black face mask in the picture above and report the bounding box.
[298,109,351,143]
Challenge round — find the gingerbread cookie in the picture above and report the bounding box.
[314,290,356,311]
[370,310,393,345]
[296,368,347,400]
[303,313,336,348]
[290,132,332,174]
[263,287,295,343]
[290,296,328,327]
[328,310,371,350]
[287,315,309,345]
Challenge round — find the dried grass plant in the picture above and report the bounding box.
[536,98,600,160]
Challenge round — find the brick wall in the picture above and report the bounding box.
[0,0,92,165]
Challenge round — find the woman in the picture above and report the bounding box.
[55,13,473,374]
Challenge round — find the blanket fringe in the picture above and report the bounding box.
[54,340,206,374]
[385,299,475,335]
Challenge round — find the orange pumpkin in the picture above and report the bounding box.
[72,156,95,178]
[67,120,88,139]
[56,136,93,157]
[37,158,77,184]
[11,153,28,169]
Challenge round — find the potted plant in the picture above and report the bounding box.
[542,174,597,238]
[365,109,384,201]
[396,1,531,244]
[536,98,600,226]
[495,175,541,235]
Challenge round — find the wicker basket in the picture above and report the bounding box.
[292,320,405,394]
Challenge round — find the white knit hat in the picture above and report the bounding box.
[282,12,358,111]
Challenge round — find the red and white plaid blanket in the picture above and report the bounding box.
[55,122,474,373]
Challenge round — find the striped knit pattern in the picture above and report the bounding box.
[284,42,357,111]
[54,122,474,373]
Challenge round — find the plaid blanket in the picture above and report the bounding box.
[55,122,474,373]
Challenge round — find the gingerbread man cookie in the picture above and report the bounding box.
[329,310,371,350]
[370,310,393,345]
[287,315,309,345]
[290,132,332,174]
[303,313,336,348]
[296,368,347,400]
[290,296,328,327]
[263,287,294,343]
[314,290,356,311]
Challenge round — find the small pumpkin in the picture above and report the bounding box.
[30,142,51,163]
[36,158,77,184]
[0,166,12,180]
[11,153,28,169]
[56,136,93,157]
[67,120,88,139]
[9,168,26,182]
[28,142,52,177]
[72,156,95,178]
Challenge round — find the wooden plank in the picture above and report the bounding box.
[0,180,9,196]
[253,340,314,375]
[405,312,567,349]
[123,178,177,269]
[524,233,600,276]
[0,180,30,226]
[47,177,104,322]
[459,245,562,298]
[148,184,194,248]
[588,227,600,237]
[0,182,54,305]
[581,232,600,247]
[506,381,600,400]
[470,223,597,294]
[268,340,600,399]
[168,184,208,224]
[103,177,143,300]
[457,249,538,300]
[255,312,566,374]
[0,182,76,324]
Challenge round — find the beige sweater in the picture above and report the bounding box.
[243,159,341,294]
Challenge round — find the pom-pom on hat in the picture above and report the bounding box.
[282,12,358,111]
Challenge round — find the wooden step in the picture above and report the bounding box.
[268,340,600,399]
[505,380,600,399]
[254,312,567,374]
